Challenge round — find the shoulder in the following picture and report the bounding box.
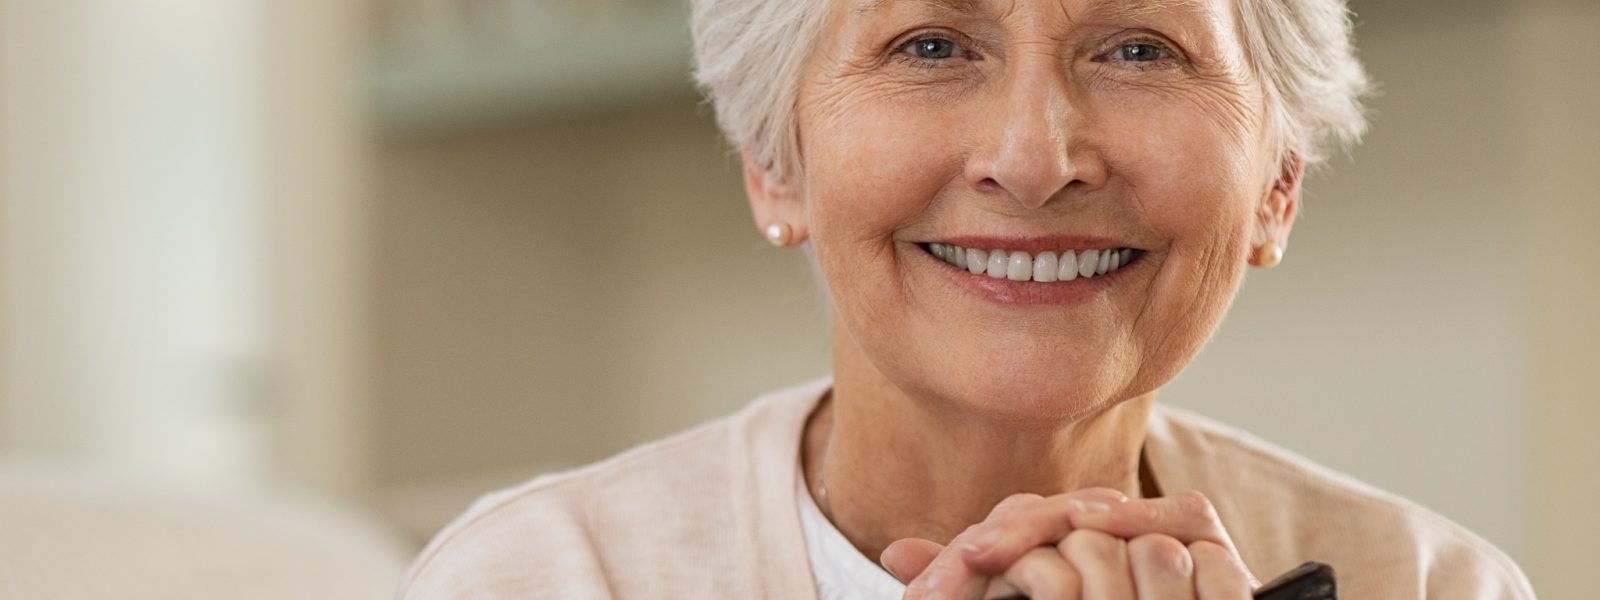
[398,418,735,598]
[399,378,829,598]
[1149,405,1536,599]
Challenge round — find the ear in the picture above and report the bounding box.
[1250,152,1303,266]
[742,149,808,245]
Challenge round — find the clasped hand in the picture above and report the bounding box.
[882,489,1258,599]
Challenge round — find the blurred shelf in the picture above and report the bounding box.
[371,1,694,137]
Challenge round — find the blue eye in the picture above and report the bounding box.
[1112,42,1168,62]
[904,37,961,60]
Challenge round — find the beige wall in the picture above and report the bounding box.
[373,96,830,488]
[1512,1,1600,595]
[371,1,1598,596]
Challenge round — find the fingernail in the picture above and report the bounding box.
[1069,499,1112,513]
[882,561,901,581]
[959,530,1000,556]
[971,529,1003,547]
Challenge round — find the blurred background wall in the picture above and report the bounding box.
[2,0,1596,597]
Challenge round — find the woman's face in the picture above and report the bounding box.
[766,0,1296,420]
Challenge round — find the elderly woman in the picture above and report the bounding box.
[401,0,1535,597]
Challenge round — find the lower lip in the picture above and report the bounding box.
[918,245,1141,306]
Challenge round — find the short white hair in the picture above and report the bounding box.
[690,0,1372,179]
[1236,0,1373,166]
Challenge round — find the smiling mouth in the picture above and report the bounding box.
[922,242,1142,282]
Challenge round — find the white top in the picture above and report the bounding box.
[796,472,906,600]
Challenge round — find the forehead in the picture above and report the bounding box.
[853,0,1216,20]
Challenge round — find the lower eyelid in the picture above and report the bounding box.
[892,56,966,71]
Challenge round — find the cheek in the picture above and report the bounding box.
[799,92,966,248]
[1097,91,1259,251]
[1095,96,1263,385]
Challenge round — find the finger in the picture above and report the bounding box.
[910,493,1049,598]
[981,580,1026,600]
[981,547,1081,600]
[1058,529,1136,600]
[1067,490,1239,557]
[903,530,992,600]
[1190,541,1252,600]
[987,492,1046,519]
[883,538,945,584]
[1126,534,1195,599]
[962,488,1130,573]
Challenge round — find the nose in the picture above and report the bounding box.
[965,62,1104,209]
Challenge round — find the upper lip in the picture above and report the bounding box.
[926,235,1139,253]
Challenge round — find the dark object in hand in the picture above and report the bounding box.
[1253,562,1337,600]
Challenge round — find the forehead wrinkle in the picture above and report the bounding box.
[854,0,986,16]
[1080,0,1210,20]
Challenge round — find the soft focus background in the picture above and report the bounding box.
[1,0,1596,597]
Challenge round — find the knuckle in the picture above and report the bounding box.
[963,521,1004,545]
[1076,486,1129,503]
[1174,490,1218,519]
[1006,492,1045,504]
[1059,528,1122,556]
[1187,540,1229,563]
[902,579,932,598]
[992,492,1043,517]
[1019,563,1075,599]
[956,523,999,551]
[1133,497,1167,524]
[1188,541,1253,583]
[1129,534,1192,576]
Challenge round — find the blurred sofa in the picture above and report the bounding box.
[0,461,414,599]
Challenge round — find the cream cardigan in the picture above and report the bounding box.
[400,378,1535,598]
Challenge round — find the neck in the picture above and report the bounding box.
[803,338,1155,562]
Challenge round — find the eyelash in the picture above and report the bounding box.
[1099,37,1182,68]
[892,31,979,69]
[888,31,1183,71]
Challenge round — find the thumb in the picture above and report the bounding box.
[880,538,944,584]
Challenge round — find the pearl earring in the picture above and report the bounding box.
[1254,243,1284,268]
[765,222,793,247]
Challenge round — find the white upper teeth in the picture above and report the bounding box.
[929,244,1136,280]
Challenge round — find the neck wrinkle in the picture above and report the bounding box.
[803,375,1154,564]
